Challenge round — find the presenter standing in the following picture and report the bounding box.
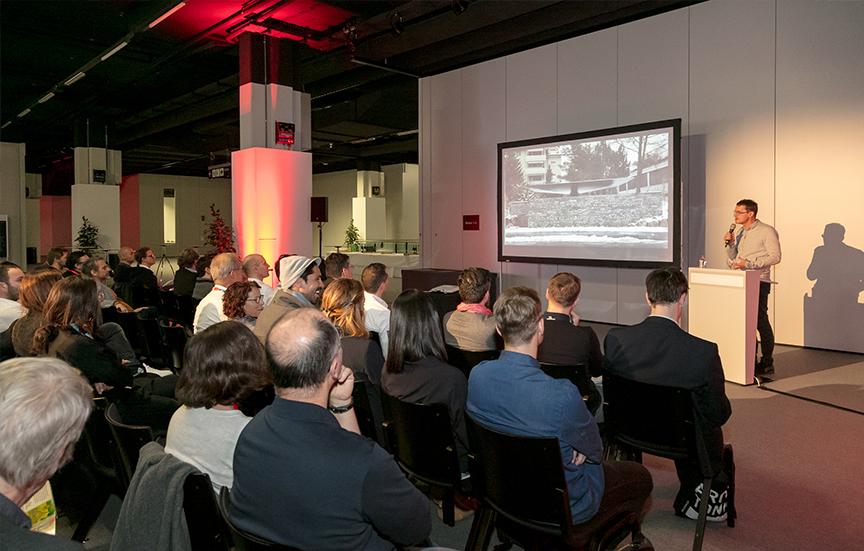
[724,199,781,377]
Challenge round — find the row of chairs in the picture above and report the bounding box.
[378,371,735,551]
[113,310,189,373]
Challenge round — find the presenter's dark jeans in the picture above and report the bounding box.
[571,460,653,538]
[757,281,774,366]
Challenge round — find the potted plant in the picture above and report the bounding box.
[75,216,99,251]
[344,218,361,252]
[204,204,237,254]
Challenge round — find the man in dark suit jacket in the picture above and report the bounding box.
[537,272,603,414]
[603,267,732,520]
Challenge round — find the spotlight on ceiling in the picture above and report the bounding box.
[451,0,467,15]
[390,13,404,36]
[64,72,86,86]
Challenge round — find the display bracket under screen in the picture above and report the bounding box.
[498,119,681,269]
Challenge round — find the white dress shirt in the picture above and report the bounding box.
[193,285,228,334]
[363,291,391,359]
[249,278,276,307]
[0,298,24,332]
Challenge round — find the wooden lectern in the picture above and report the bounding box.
[688,268,760,385]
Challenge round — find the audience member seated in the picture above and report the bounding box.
[191,254,214,301]
[131,247,159,287]
[1,269,61,360]
[193,253,243,334]
[361,263,391,358]
[222,281,263,329]
[0,357,92,551]
[443,267,499,353]
[242,254,276,307]
[165,321,271,493]
[253,256,323,343]
[114,246,135,280]
[32,277,179,432]
[172,248,200,297]
[62,251,90,278]
[537,272,604,415]
[382,289,470,474]
[231,309,431,550]
[45,246,70,272]
[83,257,133,313]
[0,262,25,333]
[321,278,385,442]
[604,267,732,521]
[468,286,653,529]
[321,252,354,292]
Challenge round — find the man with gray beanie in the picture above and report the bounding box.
[253,255,324,343]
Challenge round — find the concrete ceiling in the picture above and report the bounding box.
[0,0,701,179]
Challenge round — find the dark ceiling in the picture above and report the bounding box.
[0,0,700,179]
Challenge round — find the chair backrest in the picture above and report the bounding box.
[539,362,590,399]
[105,402,155,489]
[602,369,698,466]
[465,414,572,538]
[138,316,169,367]
[217,486,302,551]
[351,379,379,444]
[82,398,118,477]
[444,344,498,379]
[115,311,145,357]
[379,391,461,486]
[160,289,180,321]
[183,472,232,551]
[159,321,188,372]
[175,294,197,328]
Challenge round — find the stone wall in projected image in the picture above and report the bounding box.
[509,193,666,228]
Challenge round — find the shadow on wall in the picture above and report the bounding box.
[803,223,864,353]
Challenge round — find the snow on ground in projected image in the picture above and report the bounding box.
[504,226,668,248]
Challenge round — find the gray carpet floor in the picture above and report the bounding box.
[56,337,864,551]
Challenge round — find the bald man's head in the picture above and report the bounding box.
[266,309,341,392]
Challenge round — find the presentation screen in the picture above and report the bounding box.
[498,119,681,268]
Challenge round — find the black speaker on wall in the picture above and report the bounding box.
[311,197,328,223]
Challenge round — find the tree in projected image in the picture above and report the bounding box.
[560,142,630,182]
[503,151,534,205]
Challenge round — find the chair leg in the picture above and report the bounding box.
[724,444,736,528]
[443,488,456,527]
[692,477,712,551]
[71,487,110,542]
[464,507,494,551]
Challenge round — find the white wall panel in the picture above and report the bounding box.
[617,9,690,127]
[505,44,558,141]
[426,71,464,269]
[462,58,506,271]
[312,169,355,254]
[775,0,864,351]
[557,28,619,134]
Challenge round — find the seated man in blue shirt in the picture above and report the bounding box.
[468,287,652,535]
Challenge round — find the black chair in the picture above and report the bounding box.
[352,379,379,444]
[217,486,303,550]
[115,311,146,358]
[539,362,591,400]
[105,402,155,489]
[176,294,197,329]
[444,344,498,380]
[183,472,232,551]
[379,391,463,526]
[159,320,188,373]
[464,414,644,551]
[70,398,126,542]
[138,316,170,368]
[602,370,735,551]
[160,289,181,323]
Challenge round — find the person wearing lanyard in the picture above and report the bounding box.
[193,253,244,334]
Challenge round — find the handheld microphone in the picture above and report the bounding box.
[724,223,736,246]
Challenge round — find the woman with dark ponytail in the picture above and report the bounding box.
[32,276,178,432]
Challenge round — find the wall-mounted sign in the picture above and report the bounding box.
[93,169,106,183]
[463,215,480,231]
[208,163,231,179]
[276,122,295,146]
[372,186,381,196]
